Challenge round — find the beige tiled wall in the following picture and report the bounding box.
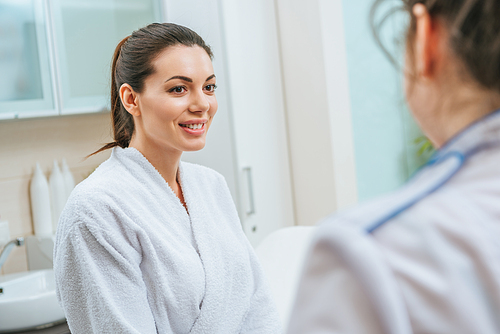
[0,112,112,275]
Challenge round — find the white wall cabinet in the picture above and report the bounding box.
[50,0,161,114]
[165,0,295,246]
[0,0,56,119]
[0,0,160,119]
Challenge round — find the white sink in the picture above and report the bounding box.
[0,269,66,332]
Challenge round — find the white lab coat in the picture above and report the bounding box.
[287,109,500,334]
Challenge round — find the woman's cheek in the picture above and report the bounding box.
[210,97,218,116]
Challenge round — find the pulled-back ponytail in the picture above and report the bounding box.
[92,23,213,156]
[92,36,134,155]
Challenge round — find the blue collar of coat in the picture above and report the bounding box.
[319,108,500,234]
[363,108,500,233]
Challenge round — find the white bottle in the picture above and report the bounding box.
[49,160,66,233]
[0,217,10,248]
[61,158,75,199]
[30,163,53,238]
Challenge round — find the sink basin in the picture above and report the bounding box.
[0,269,66,333]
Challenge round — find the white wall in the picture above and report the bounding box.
[275,0,358,226]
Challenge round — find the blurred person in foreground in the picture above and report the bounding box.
[288,1,500,333]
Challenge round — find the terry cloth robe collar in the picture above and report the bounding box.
[114,147,190,216]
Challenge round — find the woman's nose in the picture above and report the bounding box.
[188,90,210,113]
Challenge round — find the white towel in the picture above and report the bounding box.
[54,147,281,333]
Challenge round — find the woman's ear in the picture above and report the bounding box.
[413,4,441,79]
[120,83,141,116]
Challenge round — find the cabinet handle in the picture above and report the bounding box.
[243,167,256,216]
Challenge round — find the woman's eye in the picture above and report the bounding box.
[169,86,186,93]
[205,84,217,92]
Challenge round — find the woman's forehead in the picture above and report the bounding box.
[152,45,214,78]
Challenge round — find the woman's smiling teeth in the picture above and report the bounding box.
[180,123,204,130]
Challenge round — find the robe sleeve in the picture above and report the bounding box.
[239,242,283,334]
[286,224,411,334]
[211,171,282,333]
[54,222,158,334]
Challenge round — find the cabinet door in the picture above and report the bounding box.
[219,0,295,246]
[49,0,161,114]
[0,0,56,119]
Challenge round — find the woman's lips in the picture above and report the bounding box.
[179,122,206,135]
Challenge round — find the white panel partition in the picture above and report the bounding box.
[275,0,356,226]
[318,0,358,209]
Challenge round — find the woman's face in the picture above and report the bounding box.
[134,45,217,154]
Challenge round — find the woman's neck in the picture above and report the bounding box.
[419,83,500,148]
[128,137,183,197]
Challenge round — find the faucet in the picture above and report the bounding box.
[0,237,25,270]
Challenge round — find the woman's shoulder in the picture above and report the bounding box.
[70,168,116,205]
[74,150,139,196]
[58,156,135,232]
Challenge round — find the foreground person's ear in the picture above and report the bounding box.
[413,3,441,80]
[120,83,141,116]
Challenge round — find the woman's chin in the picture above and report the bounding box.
[182,141,206,152]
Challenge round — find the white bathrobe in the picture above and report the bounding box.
[288,109,500,333]
[54,147,281,334]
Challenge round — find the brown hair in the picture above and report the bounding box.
[93,23,213,155]
[371,0,500,92]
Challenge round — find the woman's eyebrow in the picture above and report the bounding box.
[165,74,216,83]
[165,75,192,83]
